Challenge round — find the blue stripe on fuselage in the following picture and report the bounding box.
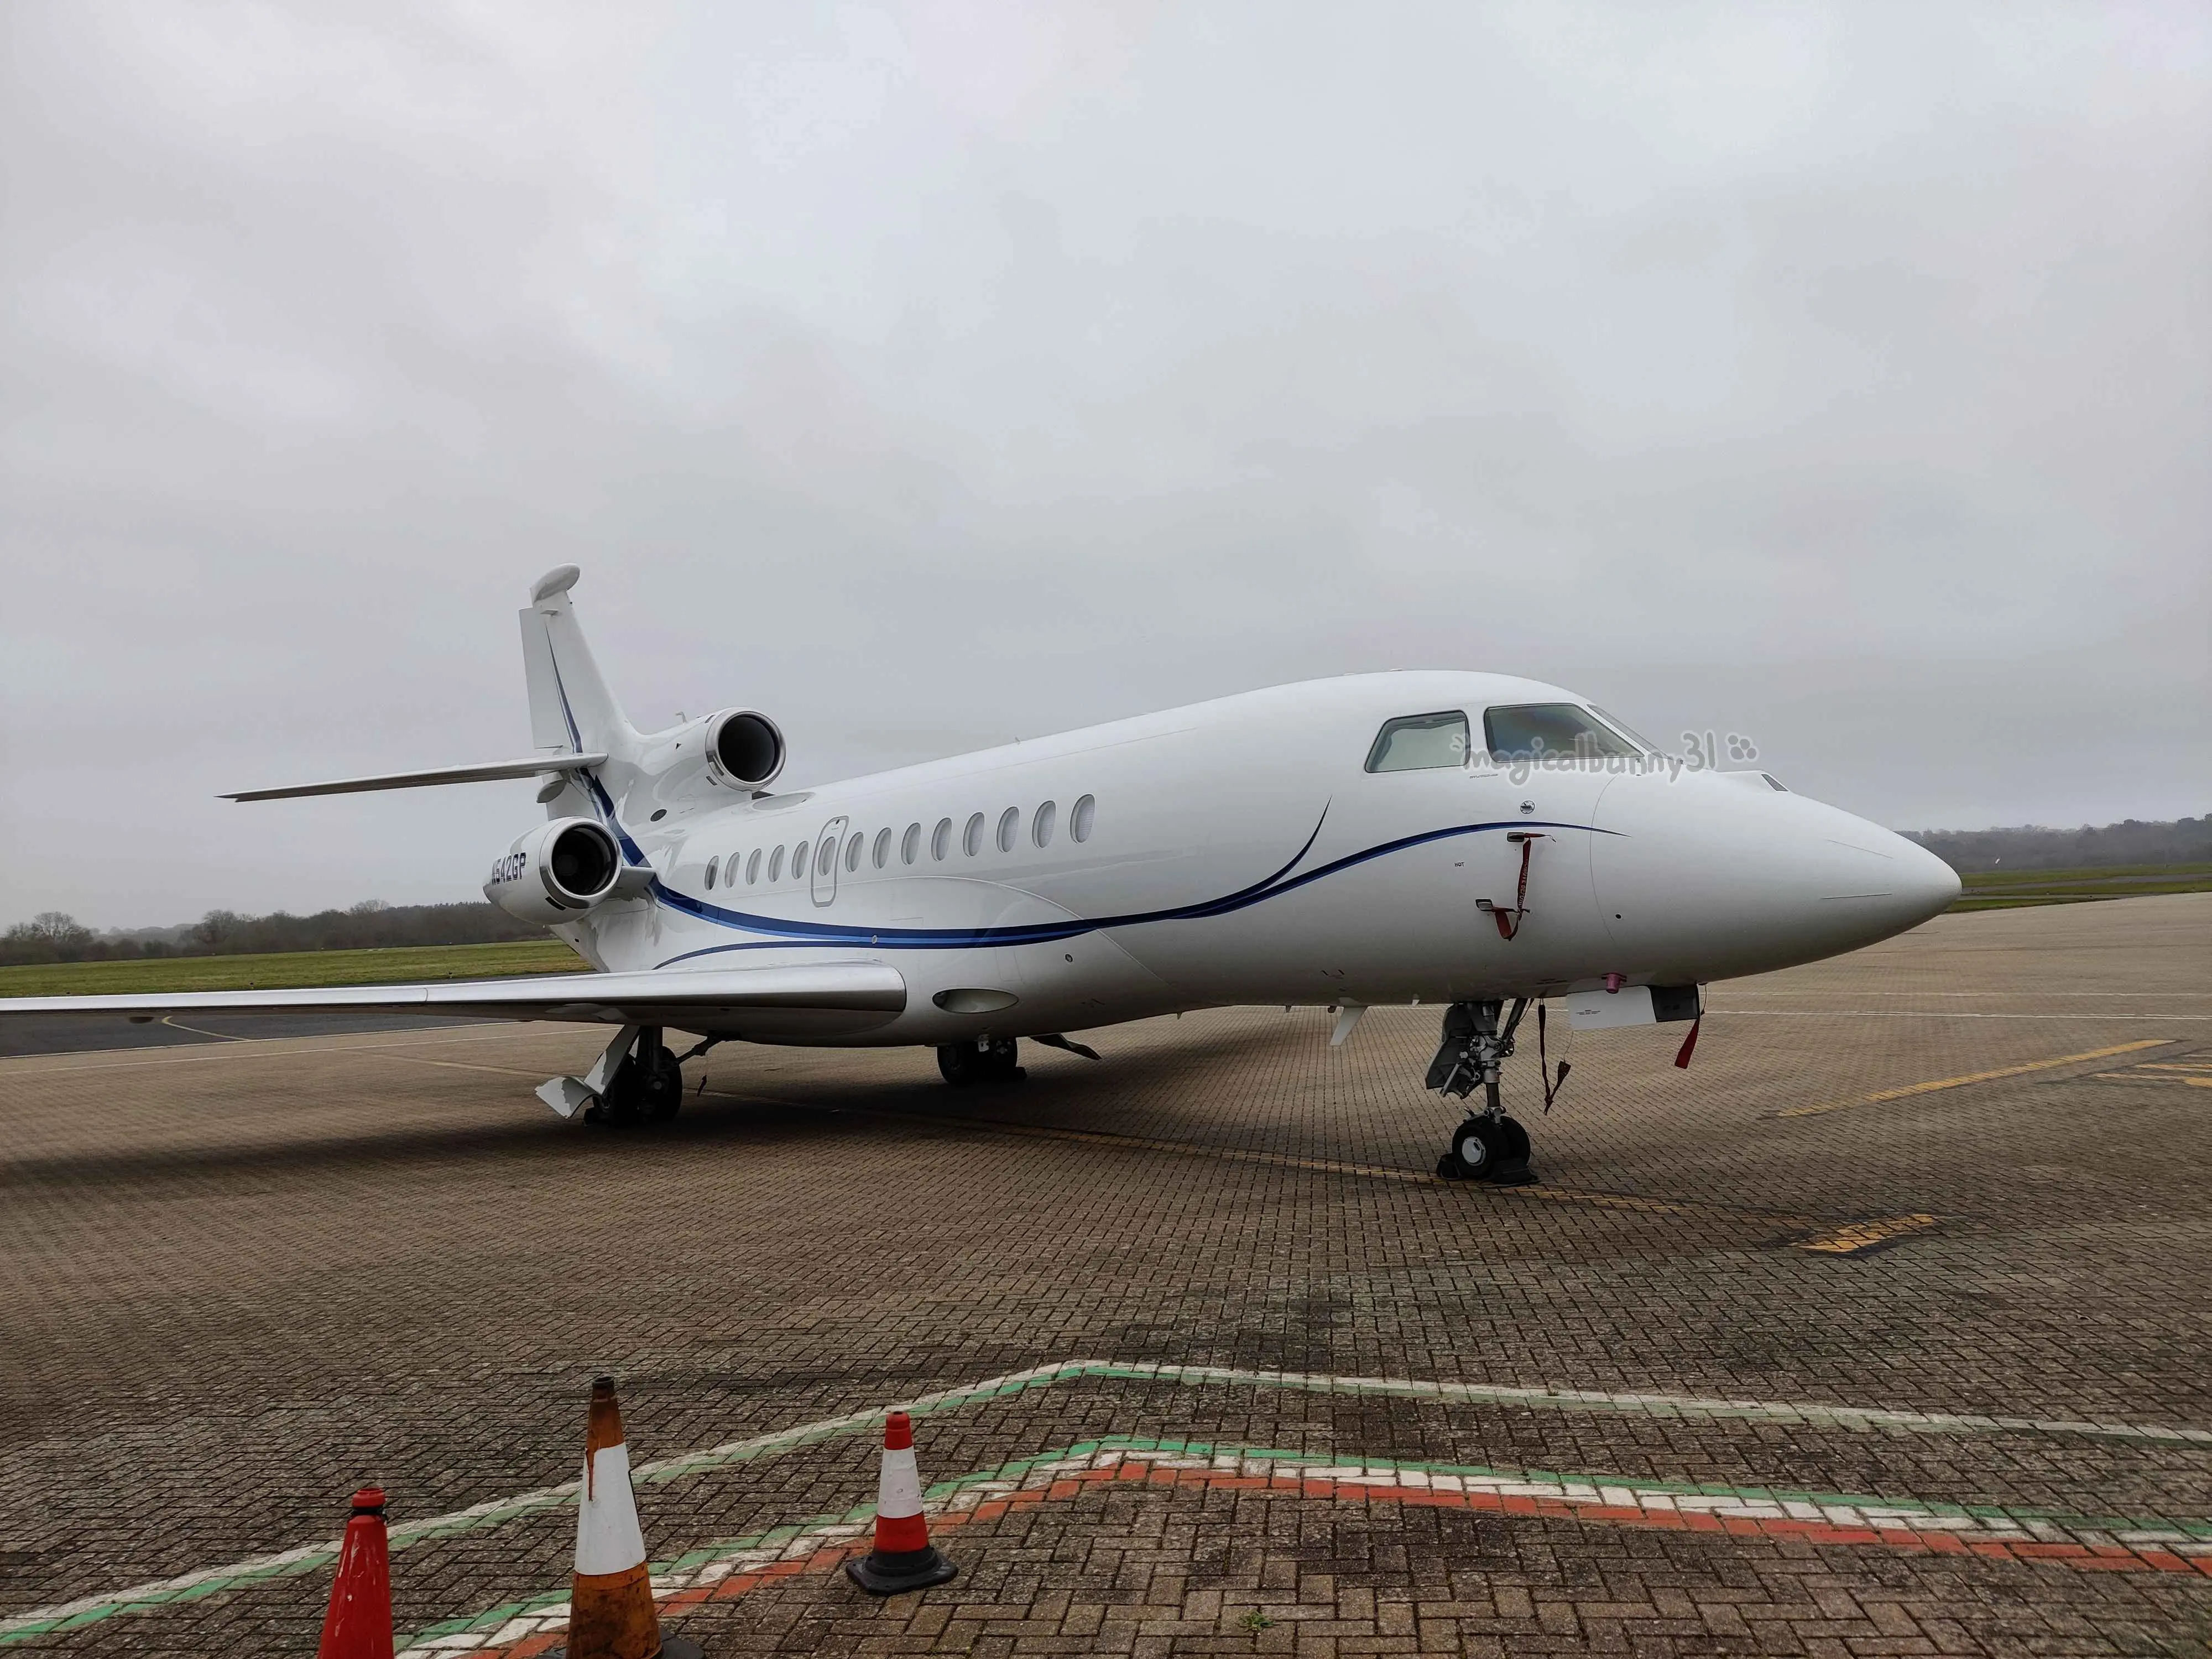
[540,651,1610,967]
[649,815,1606,967]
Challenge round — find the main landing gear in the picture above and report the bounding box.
[582,1026,685,1126]
[1427,999,1536,1186]
[937,1036,1025,1086]
[539,1024,717,1125]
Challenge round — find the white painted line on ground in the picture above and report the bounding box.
[389,1443,2212,1658]
[0,1024,574,1078]
[7,1358,2205,1645]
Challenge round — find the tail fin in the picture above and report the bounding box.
[520,567,637,765]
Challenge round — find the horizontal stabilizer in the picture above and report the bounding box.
[221,754,608,802]
[0,961,907,1027]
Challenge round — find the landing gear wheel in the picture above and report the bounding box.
[1447,1118,1497,1180]
[937,1037,1024,1086]
[936,1042,978,1086]
[1489,1114,1533,1185]
[584,1032,684,1126]
[635,1039,684,1121]
[1437,1117,1535,1185]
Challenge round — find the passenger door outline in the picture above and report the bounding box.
[811,816,847,906]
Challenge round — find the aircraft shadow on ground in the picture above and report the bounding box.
[0,1021,1332,1190]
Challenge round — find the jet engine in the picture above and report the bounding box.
[703,708,785,790]
[484,817,624,924]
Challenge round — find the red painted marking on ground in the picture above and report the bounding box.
[460,1467,2206,1656]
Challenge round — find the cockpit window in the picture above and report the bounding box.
[1365,711,1469,773]
[1590,706,1657,754]
[1484,703,1644,761]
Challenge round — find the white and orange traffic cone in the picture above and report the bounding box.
[316,1486,393,1659]
[844,1411,957,1595]
[566,1375,703,1659]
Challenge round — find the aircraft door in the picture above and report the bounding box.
[811,816,847,906]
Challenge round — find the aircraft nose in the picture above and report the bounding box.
[1888,832,1964,924]
[1592,770,1964,978]
[1815,824,1962,933]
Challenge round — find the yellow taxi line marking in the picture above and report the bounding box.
[1794,1214,1941,1255]
[2089,1072,2212,1089]
[1776,1041,2173,1119]
[2133,1063,2212,1073]
[703,1087,1945,1248]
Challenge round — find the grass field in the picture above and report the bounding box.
[3,868,2203,995]
[1951,862,2212,910]
[0,938,589,998]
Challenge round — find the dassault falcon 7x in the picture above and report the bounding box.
[3,567,1959,1183]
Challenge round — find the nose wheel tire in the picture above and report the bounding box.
[937,1037,1025,1086]
[1437,1115,1535,1185]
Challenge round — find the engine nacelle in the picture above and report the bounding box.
[704,708,785,790]
[484,817,623,924]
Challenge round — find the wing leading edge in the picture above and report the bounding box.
[0,961,906,1030]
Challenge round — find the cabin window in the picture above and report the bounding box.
[997,806,1020,852]
[931,817,952,860]
[1365,711,1468,773]
[793,839,810,879]
[747,849,761,884]
[767,846,784,881]
[902,823,921,864]
[705,856,719,890]
[1071,794,1096,842]
[873,827,892,868]
[1034,800,1057,847]
[846,831,863,872]
[963,812,985,856]
[1484,703,1641,762]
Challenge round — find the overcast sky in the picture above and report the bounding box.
[3,2,2207,929]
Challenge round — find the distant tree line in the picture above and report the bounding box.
[1901,815,2210,874]
[1,900,544,967]
[9,812,2206,962]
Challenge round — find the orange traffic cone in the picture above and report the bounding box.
[317,1487,393,1659]
[844,1411,957,1595]
[566,1376,704,1659]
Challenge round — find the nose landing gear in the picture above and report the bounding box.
[1428,999,1537,1185]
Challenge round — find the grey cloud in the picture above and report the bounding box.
[2,0,2206,927]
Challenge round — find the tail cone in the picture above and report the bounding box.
[317,1488,393,1659]
[844,1411,957,1596]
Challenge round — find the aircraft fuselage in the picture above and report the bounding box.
[552,670,1959,1047]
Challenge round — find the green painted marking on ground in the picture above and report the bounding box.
[10,1361,2206,1648]
[393,1435,2212,1650]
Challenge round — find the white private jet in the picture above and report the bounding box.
[3,567,1959,1183]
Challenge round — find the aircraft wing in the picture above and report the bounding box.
[0,961,906,1027]
[220,754,610,801]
